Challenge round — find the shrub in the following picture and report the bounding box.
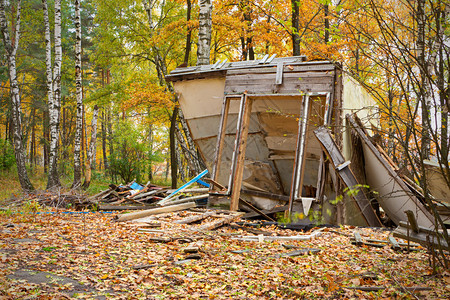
[0,138,15,171]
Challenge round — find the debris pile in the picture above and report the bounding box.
[90,179,209,211]
[4,190,92,210]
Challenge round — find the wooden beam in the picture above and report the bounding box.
[227,94,246,192]
[229,95,252,211]
[175,211,215,224]
[115,202,196,222]
[313,126,382,227]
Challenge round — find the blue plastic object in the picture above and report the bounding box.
[130,182,144,190]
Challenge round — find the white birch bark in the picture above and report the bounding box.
[83,105,99,189]
[0,0,34,191]
[72,0,83,188]
[47,0,62,189]
[42,0,52,122]
[197,0,212,65]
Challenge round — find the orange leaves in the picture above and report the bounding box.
[0,212,447,299]
[122,79,173,112]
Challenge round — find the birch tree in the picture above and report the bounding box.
[47,0,62,189]
[0,0,34,191]
[197,0,212,65]
[82,105,99,189]
[72,0,83,188]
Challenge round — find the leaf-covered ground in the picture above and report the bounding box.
[0,210,449,299]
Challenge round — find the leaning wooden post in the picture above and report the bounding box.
[229,94,252,211]
[211,96,231,188]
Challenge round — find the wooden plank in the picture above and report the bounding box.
[229,95,253,211]
[227,95,247,194]
[224,83,334,95]
[225,75,334,87]
[133,189,166,200]
[175,211,215,224]
[259,54,269,64]
[276,62,283,85]
[398,221,446,236]
[393,226,449,250]
[267,54,277,63]
[226,63,335,75]
[353,231,363,246]
[160,194,209,206]
[313,126,382,227]
[196,213,244,231]
[115,202,197,222]
[388,236,401,250]
[235,228,324,242]
[211,96,231,185]
[98,205,155,211]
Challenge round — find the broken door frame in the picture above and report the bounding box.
[210,92,332,212]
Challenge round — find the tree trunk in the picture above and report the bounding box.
[178,109,203,173]
[72,0,83,188]
[197,0,212,65]
[291,0,300,56]
[101,109,108,170]
[170,107,178,188]
[416,0,430,160]
[0,0,34,191]
[43,109,49,173]
[183,0,192,65]
[324,3,329,44]
[240,37,247,60]
[47,0,62,189]
[83,105,99,189]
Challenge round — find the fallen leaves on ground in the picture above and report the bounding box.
[0,210,448,299]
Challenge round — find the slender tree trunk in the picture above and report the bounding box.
[0,0,34,191]
[42,0,52,175]
[101,109,108,170]
[29,107,35,167]
[197,0,212,65]
[178,109,203,173]
[170,107,178,188]
[43,109,49,173]
[47,0,62,189]
[324,3,329,44]
[416,0,430,160]
[240,37,247,60]
[183,0,192,65]
[72,0,82,188]
[291,0,300,56]
[82,105,99,189]
[148,119,153,181]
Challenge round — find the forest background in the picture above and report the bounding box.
[0,0,448,205]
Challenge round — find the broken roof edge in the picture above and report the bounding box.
[165,56,339,82]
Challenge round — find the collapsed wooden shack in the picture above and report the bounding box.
[165,56,435,228]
